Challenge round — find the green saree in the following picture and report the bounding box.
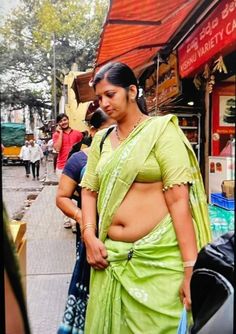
[81,115,211,334]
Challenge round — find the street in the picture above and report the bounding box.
[2,160,75,334]
[2,162,46,220]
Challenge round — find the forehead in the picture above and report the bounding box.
[95,79,122,94]
[59,117,68,122]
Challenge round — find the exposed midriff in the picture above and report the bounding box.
[108,181,169,242]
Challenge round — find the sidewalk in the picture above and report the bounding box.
[23,160,75,334]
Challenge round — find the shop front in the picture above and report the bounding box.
[178,0,235,238]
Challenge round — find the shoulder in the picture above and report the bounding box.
[91,128,109,143]
[149,114,179,132]
[72,129,83,136]
[69,150,87,162]
[63,151,87,181]
[151,114,178,124]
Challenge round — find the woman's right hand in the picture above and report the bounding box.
[83,232,108,270]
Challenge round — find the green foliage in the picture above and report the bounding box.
[0,0,108,116]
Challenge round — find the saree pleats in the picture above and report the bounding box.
[85,215,184,334]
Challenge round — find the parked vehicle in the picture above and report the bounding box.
[1,123,26,165]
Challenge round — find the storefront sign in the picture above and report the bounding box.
[157,53,180,105]
[178,0,236,77]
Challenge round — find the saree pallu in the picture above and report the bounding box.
[85,215,185,334]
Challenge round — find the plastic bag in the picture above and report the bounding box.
[177,307,188,334]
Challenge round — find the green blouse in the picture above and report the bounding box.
[81,120,193,190]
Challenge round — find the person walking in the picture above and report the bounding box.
[29,140,43,180]
[80,62,212,333]
[53,113,83,229]
[19,141,31,177]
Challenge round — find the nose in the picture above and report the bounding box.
[100,96,110,109]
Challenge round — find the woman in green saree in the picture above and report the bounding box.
[80,62,211,334]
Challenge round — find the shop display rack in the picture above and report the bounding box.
[174,113,201,162]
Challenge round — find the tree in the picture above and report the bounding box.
[0,0,108,121]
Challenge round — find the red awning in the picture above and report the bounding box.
[74,0,204,103]
[95,0,201,70]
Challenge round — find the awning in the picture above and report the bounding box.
[74,0,213,103]
[95,0,201,70]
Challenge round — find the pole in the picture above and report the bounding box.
[155,53,160,114]
[52,32,57,121]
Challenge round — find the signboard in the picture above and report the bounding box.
[178,0,236,78]
[157,53,180,105]
[211,83,235,156]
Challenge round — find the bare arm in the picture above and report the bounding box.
[56,174,82,223]
[81,188,108,269]
[164,184,197,310]
[53,127,63,152]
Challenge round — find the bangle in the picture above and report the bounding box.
[73,208,80,221]
[183,260,196,268]
[81,223,97,234]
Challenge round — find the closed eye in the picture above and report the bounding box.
[106,92,115,98]
[96,91,115,102]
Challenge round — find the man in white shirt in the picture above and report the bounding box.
[29,140,43,180]
[19,141,31,177]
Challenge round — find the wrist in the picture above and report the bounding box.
[83,228,97,242]
[183,260,196,268]
[183,267,193,278]
[81,223,97,239]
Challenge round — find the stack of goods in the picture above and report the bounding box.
[211,180,235,211]
[210,179,235,239]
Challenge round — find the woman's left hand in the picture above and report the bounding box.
[179,269,192,311]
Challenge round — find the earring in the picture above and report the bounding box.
[131,96,135,102]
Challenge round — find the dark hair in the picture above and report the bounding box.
[56,113,69,123]
[88,108,109,129]
[93,62,147,114]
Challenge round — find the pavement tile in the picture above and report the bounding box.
[22,180,75,333]
[27,239,75,275]
[27,274,71,334]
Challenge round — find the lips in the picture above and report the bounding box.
[105,109,113,115]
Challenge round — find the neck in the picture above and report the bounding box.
[116,111,146,142]
[63,127,71,133]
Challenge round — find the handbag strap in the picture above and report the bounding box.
[99,126,115,153]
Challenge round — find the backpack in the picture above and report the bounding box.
[190,232,234,333]
[193,232,234,285]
